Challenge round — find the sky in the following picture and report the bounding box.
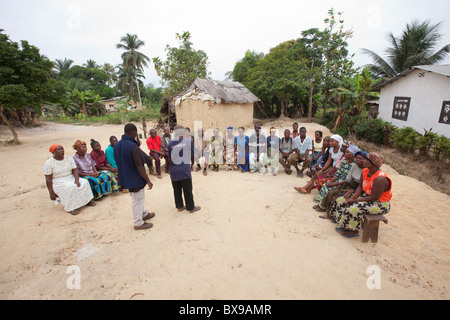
[1,0,450,87]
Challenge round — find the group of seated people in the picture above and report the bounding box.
[43,122,392,239]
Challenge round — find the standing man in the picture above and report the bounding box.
[169,125,201,213]
[114,123,155,230]
[292,126,312,178]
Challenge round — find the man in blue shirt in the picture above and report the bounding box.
[169,125,201,213]
[114,123,155,230]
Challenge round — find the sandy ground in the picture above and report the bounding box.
[0,119,449,300]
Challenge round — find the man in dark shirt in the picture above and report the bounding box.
[168,125,201,213]
[114,123,155,230]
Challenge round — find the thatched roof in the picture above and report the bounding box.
[173,78,260,106]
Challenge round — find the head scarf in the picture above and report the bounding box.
[72,140,86,151]
[367,152,384,168]
[330,134,343,147]
[49,144,62,153]
[347,144,361,156]
[227,126,234,130]
[356,151,369,158]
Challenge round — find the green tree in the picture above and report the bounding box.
[0,30,66,143]
[116,33,150,108]
[247,40,309,118]
[229,50,264,83]
[153,31,210,97]
[362,20,450,80]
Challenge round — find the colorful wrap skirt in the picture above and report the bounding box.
[330,193,391,231]
[81,171,117,199]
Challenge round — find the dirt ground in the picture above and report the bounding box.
[0,119,448,300]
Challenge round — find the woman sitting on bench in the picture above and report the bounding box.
[329,152,392,239]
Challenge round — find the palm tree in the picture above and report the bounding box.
[54,58,74,74]
[84,59,98,68]
[102,63,118,86]
[116,34,150,109]
[362,20,450,80]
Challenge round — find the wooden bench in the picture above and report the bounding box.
[362,214,388,243]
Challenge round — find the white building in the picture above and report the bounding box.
[374,65,450,137]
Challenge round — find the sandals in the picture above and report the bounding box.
[189,206,201,213]
[294,187,310,194]
[177,206,186,212]
[203,169,207,176]
[87,201,96,207]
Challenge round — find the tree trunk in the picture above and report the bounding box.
[280,99,286,118]
[308,84,314,123]
[322,91,329,119]
[135,77,142,110]
[0,107,19,144]
[82,101,88,115]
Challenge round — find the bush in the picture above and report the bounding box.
[391,127,420,153]
[353,118,388,145]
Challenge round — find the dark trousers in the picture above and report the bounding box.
[151,152,171,175]
[171,178,194,211]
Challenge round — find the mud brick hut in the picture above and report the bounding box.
[160,78,260,134]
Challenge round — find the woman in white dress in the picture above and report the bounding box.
[43,144,95,215]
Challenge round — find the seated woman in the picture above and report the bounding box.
[43,144,95,215]
[295,134,344,194]
[312,144,359,205]
[330,152,392,239]
[310,131,324,166]
[306,136,330,178]
[235,127,249,173]
[317,151,367,218]
[90,139,120,193]
[72,140,114,200]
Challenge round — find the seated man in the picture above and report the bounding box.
[146,129,166,179]
[279,129,295,175]
[160,127,172,173]
[292,127,312,178]
[249,124,267,173]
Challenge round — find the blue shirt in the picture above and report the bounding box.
[105,145,117,169]
[168,137,194,182]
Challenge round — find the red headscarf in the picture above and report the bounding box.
[49,144,62,153]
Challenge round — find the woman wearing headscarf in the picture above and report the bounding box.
[312,144,360,205]
[72,140,113,199]
[43,144,94,215]
[331,152,393,239]
[316,151,367,217]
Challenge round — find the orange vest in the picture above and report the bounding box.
[362,168,392,202]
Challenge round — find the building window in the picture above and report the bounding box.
[392,97,411,121]
[439,101,450,125]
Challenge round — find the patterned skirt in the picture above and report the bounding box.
[82,171,115,199]
[330,194,391,231]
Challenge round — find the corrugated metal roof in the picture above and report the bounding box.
[173,78,260,104]
[373,65,450,91]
